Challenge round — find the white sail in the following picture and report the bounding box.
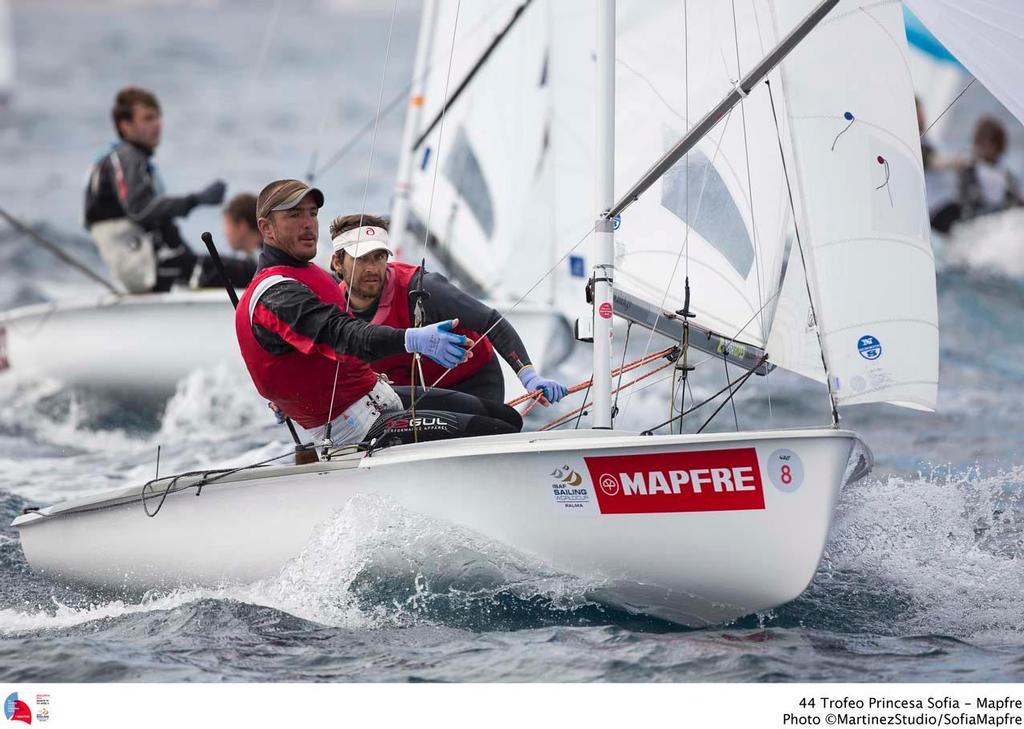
[768,0,937,411]
[904,0,1024,128]
[399,0,559,304]
[611,0,792,349]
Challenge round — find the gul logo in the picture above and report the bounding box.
[549,464,590,509]
[584,448,765,514]
[857,335,882,360]
[3,693,31,725]
[384,416,452,431]
[364,227,376,236]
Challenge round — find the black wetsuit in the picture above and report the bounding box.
[350,268,535,402]
[83,140,253,291]
[252,246,521,432]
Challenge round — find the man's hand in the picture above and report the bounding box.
[518,366,568,405]
[405,318,473,369]
[195,180,227,205]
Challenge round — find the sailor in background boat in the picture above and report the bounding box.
[330,214,567,405]
[237,179,519,447]
[931,116,1024,233]
[206,192,261,287]
[83,86,228,293]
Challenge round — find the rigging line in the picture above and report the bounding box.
[142,449,298,518]
[0,206,120,295]
[641,355,765,435]
[225,0,284,174]
[412,0,462,406]
[310,85,409,182]
[572,382,592,430]
[618,108,737,420]
[311,4,513,182]
[723,352,740,431]
[683,0,690,283]
[766,79,839,427]
[697,357,760,434]
[731,0,769,344]
[545,360,675,432]
[428,221,597,388]
[343,0,402,315]
[412,0,535,152]
[611,321,633,426]
[921,77,976,139]
[417,0,462,265]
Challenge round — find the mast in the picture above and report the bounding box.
[389,0,438,257]
[592,0,615,429]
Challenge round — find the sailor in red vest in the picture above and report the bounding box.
[329,213,568,405]
[236,179,477,446]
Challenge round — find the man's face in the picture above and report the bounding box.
[119,104,162,149]
[338,249,390,301]
[976,138,1002,164]
[258,194,320,261]
[223,214,259,253]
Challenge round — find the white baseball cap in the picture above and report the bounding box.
[331,225,394,258]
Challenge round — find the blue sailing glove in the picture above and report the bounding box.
[405,319,468,369]
[518,366,568,404]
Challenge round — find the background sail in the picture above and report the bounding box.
[611,0,791,349]
[904,0,1024,128]
[767,0,937,411]
[399,0,573,308]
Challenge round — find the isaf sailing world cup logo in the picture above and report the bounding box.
[3,693,31,725]
[549,464,590,509]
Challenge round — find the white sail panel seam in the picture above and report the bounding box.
[813,236,934,260]
[823,319,939,335]
[837,379,939,397]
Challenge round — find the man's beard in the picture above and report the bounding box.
[351,278,382,301]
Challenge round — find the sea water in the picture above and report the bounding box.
[0,1,1022,682]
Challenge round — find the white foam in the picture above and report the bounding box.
[820,464,1024,644]
[0,494,594,635]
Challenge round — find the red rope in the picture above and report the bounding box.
[506,346,675,412]
[536,357,676,431]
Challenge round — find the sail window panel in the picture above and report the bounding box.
[613,199,770,347]
[444,127,496,239]
[660,147,755,279]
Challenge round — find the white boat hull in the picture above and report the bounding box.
[0,291,573,401]
[14,428,868,626]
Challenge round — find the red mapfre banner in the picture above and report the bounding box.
[584,447,765,514]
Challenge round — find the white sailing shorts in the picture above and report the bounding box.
[90,219,156,294]
[310,377,402,446]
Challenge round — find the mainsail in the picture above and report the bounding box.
[398,0,937,414]
[607,0,936,413]
[394,0,573,308]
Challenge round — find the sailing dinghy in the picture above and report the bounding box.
[14,0,937,626]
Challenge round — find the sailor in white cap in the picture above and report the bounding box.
[331,213,567,405]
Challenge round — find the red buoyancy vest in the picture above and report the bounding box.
[236,264,379,429]
[339,261,495,388]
